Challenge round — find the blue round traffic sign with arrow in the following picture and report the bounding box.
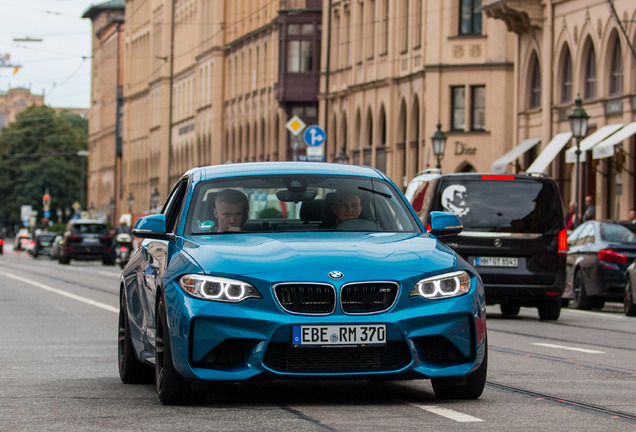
[304,125,325,147]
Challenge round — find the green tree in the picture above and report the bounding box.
[0,105,87,229]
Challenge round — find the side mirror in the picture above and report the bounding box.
[429,211,463,237]
[132,214,170,240]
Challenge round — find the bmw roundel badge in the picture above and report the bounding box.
[328,271,344,279]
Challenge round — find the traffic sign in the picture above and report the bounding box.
[286,115,306,136]
[304,125,325,147]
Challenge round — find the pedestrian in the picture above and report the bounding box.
[627,208,636,223]
[565,201,576,230]
[583,195,595,222]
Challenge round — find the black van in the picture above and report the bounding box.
[406,171,567,320]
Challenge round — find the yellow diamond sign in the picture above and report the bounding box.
[285,115,306,136]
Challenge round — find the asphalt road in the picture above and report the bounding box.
[1,245,635,431]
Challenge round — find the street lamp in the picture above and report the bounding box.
[568,94,589,224]
[334,145,349,164]
[127,192,134,214]
[431,121,447,170]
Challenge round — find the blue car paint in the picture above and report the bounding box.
[123,162,486,385]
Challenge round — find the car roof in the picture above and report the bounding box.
[194,162,387,181]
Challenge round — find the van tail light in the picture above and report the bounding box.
[558,229,568,256]
[598,248,627,264]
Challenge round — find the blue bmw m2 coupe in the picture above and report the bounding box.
[118,162,487,404]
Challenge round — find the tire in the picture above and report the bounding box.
[624,280,636,317]
[156,296,203,405]
[118,290,154,384]
[589,298,605,310]
[58,253,70,265]
[500,304,520,316]
[103,257,116,266]
[432,342,487,399]
[572,271,591,310]
[538,298,561,321]
[561,298,570,307]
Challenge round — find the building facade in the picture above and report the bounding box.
[0,88,44,130]
[484,0,636,220]
[119,0,321,217]
[320,0,517,189]
[83,0,125,224]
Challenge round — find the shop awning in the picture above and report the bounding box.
[564,124,623,163]
[525,132,572,174]
[592,122,636,159]
[491,137,541,174]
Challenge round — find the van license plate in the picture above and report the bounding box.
[476,257,518,267]
[292,324,386,347]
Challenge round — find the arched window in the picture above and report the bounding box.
[560,46,572,103]
[583,40,597,100]
[609,38,623,95]
[529,53,541,109]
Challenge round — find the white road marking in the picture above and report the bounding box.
[532,343,605,354]
[0,271,118,313]
[408,404,484,422]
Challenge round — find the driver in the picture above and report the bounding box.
[331,189,362,225]
[213,189,249,232]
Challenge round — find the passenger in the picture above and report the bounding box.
[213,189,249,232]
[331,189,362,226]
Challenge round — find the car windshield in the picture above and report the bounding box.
[600,223,636,243]
[435,178,561,234]
[185,174,419,234]
[71,224,108,235]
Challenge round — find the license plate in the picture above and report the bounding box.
[292,324,386,347]
[475,256,518,267]
[84,238,99,244]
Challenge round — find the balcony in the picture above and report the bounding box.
[482,0,543,35]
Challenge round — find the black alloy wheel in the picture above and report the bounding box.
[625,279,636,317]
[431,340,487,399]
[572,271,591,310]
[118,289,154,383]
[155,296,204,405]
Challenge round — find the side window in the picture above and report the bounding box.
[163,180,189,234]
[577,224,594,246]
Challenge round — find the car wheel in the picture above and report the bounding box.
[58,254,70,265]
[500,304,520,316]
[538,298,561,321]
[431,341,487,400]
[118,290,154,384]
[589,298,605,310]
[156,296,203,405]
[624,280,636,317]
[103,257,116,266]
[572,271,591,310]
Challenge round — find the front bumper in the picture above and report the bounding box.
[163,279,487,382]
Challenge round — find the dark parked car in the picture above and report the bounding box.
[405,171,567,320]
[58,220,115,265]
[565,221,636,309]
[623,262,636,316]
[119,162,487,405]
[31,232,59,257]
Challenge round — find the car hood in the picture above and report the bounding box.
[180,232,456,281]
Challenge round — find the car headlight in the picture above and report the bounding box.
[410,271,471,300]
[179,275,262,303]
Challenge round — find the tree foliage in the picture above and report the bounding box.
[0,105,87,228]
